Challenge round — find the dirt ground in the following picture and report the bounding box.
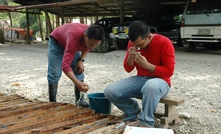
[0,42,221,134]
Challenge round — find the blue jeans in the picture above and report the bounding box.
[104,76,170,126]
[47,37,84,84]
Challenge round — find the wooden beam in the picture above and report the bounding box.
[114,0,124,16]
[61,7,65,25]
[1,10,42,14]
[7,11,12,27]
[97,0,114,5]
[120,0,124,23]
[55,15,60,28]
[160,1,186,5]
[45,11,53,33]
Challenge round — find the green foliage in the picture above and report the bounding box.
[0,0,9,5]
[31,23,40,38]
[8,0,20,6]
[0,12,8,20]
[19,12,38,27]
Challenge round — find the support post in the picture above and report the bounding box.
[26,8,31,44]
[61,8,64,24]
[38,13,43,41]
[120,0,124,23]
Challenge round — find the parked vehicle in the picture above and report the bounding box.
[111,8,183,49]
[93,17,131,52]
[180,0,221,51]
[110,22,157,49]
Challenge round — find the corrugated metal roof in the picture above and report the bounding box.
[0,0,186,17]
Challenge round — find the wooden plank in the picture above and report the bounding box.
[0,108,94,134]
[55,116,110,134]
[0,94,22,102]
[0,99,32,107]
[0,102,68,117]
[0,101,37,112]
[0,103,75,123]
[160,96,184,106]
[24,114,108,133]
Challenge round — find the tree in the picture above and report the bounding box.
[0,0,9,5]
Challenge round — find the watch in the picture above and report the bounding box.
[77,58,85,62]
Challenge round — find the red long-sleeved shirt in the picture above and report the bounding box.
[51,23,90,73]
[124,34,175,87]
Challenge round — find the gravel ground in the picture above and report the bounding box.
[0,42,221,134]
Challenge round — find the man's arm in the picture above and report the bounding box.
[79,50,89,61]
[124,45,136,72]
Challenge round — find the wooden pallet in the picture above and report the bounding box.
[0,93,132,134]
[0,93,184,133]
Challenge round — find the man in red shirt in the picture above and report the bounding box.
[48,23,104,107]
[104,21,175,127]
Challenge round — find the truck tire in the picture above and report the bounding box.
[186,43,196,52]
[113,39,128,50]
[177,37,183,47]
[96,36,111,53]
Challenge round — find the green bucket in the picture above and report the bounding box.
[87,93,111,114]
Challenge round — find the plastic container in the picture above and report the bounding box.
[87,93,111,114]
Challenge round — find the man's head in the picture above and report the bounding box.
[84,24,105,49]
[128,20,150,41]
[128,21,152,49]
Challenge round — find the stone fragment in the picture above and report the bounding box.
[178,112,191,119]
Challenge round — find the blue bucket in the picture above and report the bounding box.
[87,93,111,114]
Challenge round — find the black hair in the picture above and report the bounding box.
[128,20,150,42]
[85,24,105,41]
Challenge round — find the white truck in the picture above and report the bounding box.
[180,0,221,51]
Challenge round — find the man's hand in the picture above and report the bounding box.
[75,61,84,74]
[76,81,89,92]
[134,52,156,73]
[128,46,136,59]
[127,46,136,66]
[134,52,148,68]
